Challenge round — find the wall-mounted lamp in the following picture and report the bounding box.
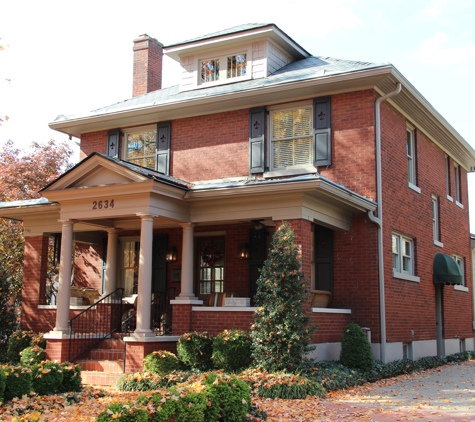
[166,247,177,262]
[237,243,249,260]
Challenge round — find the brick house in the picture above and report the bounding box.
[1,23,474,375]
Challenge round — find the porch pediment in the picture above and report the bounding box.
[42,153,152,192]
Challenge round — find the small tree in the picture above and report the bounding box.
[251,221,315,373]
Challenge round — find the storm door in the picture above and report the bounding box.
[197,237,225,299]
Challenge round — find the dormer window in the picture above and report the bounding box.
[200,53,247,85]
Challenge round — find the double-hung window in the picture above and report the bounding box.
[265,98,331,173]
[454,162,462,206]
[271,104,313,169]
[120,122,171,175]
[407,126,419,192]
[432,195,443,247]
[392,233,419,282]
[453,255,467,290]
[445,156,452,201]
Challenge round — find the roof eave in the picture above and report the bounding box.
[49,65,394,138]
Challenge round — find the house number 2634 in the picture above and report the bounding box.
[92,199,115,210]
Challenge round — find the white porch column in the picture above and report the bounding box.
[178,223,197,299]
[53,220,75,333]
[134,214,155,337]
[104,229,119,295]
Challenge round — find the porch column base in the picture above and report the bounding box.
[131,330,156,338]
[45,338,70,363]
[171,300,203,335]
[123,337,179,373]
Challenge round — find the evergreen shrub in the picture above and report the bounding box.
[251,222,316,373]
[20,345,46,367]
[202,372,250,422]
[6,330,34,363]
[2,365,32,401]
[115,371,191,392]
[212,329,252,372]
[143,350,180,376]
[97,403,149,422]
[31,360,64,395]
[177,331,213,370]
[0,369,5,402]
[59,362,82,392]
[340,323,374,370]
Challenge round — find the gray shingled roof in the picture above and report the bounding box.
[54,55,384,122]
[165,23,273,48]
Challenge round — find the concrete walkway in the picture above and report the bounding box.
[326,360,475,421]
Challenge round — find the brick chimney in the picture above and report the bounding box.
[132,34,163,97]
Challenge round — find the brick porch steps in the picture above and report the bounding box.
[77,336,128,386]
[81,369,125,386]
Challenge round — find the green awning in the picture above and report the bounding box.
[433,253,463,285]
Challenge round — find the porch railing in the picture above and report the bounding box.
[68,288,124,362]
[122,287,176,336]
[121,288,176,372]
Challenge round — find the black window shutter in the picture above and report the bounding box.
[313,97,331,167]
[156,122,171,175]
[107,129,120,158]
[249,107,265,173]
[152,234,168,293]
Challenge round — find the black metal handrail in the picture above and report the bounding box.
[68,288,124,362]
[122,288,176,372]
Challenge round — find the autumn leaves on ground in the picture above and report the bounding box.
[2,361,475,421]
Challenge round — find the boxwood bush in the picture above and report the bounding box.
[59,362,82,392]
[2,365,32,401]
[6,330,35,363]
[143,350,180,376]
[31,360,64,396]
[177,331,213,370]
[340,323,374,370]
[212,329,252,372]
[97,402,149,422]
[20,345,46,367]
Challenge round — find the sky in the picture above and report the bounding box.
[1,0,475,227]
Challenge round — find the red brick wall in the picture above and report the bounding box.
[80,130,108,159]
[192,310,255,335]
[332,214,380,339]
[319,89,377,200]
[21,236,49,331]
[380,101,473,343]
[73,242,103,293]
[172,110,249,181]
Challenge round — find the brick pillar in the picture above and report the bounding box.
[276,219,313,282]
[21,236,49,331]
[171,303,194,335]
[133,34,163,97]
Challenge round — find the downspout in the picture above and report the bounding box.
[368,82,402,363]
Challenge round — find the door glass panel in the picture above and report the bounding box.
[120,240,139,296]
[198,239,224,295]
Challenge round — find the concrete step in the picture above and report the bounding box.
[76,359,124,373]
[81,370,125,386]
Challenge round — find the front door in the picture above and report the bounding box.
[196,237,225,300]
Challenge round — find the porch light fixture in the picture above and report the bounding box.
[237,243,249,260]
[166,247,177,262]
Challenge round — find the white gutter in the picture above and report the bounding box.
[368,82,402,363]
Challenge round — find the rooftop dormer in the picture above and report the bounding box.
[163,23,311,92]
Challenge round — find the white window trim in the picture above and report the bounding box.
[432,195,443,247]
[453,254,466,289]
[445,155,453,201]
[267,100,314,172]
[454,162,462,205]
[122,124,157,167]
[198,48,251,87]
[406,125,417,188]
[392,232,419,282]
[408,182,421,194]
[393,271,420,283]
